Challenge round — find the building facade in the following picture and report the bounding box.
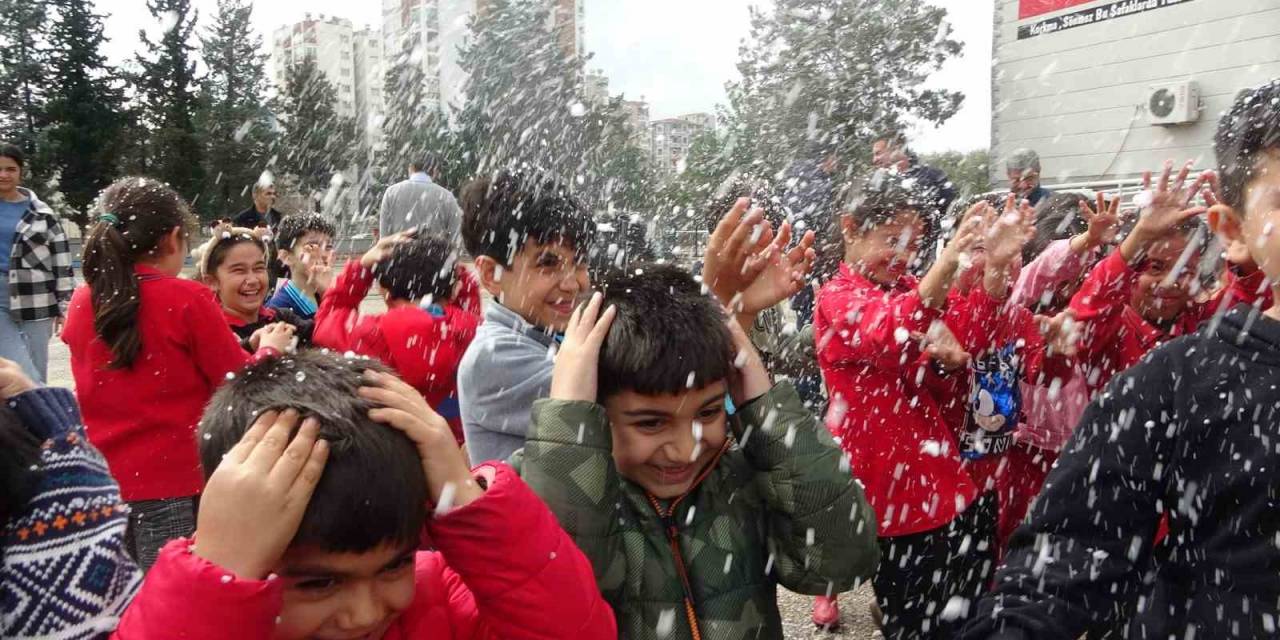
[271,16,359,120]
[991,0,1280,187]
[650,113,715,175]
[353,27,386,152]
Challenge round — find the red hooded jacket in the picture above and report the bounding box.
[108,464,617,639]
[815,263,980,537]
[313,261,481,443]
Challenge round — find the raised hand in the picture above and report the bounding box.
[360,369,482,514]
[193,410,329,579]
[1120,161,1209,262]
[737,221,817,316]
[919,322,970,372]
[361,229,417,268]
[986,193,1036,271]
[1071,192,1121,253]
[701,197,773,306]
[1038,310,1079,358]
[920,202,986,308]
[550,291,616,403]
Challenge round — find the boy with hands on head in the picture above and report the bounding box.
[515,205,875,639]
[110,350,615,640]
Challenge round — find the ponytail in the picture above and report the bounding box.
[82,177,195,369]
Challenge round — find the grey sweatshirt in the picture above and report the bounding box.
[458,301,558,464]
[378,174,463,239]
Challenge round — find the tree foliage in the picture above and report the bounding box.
[275,55,357,206]
[921,149,992,203]
[0,0,50,188]
[135,0,205,204]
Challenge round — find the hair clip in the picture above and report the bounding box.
[99,212,122,228]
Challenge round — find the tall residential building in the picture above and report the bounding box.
[619,99,649,147]
[383,0,586,115]
[584,70,609,105]
[650,113,715,175]
[352,28,385,151]
[271,15,359,120]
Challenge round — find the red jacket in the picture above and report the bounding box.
[62,266,272,502]
[928,286,1075,493]
[1069,251,1270,393]
[313,261,481,443]
[109,464,616,640]
[815,263,979,537]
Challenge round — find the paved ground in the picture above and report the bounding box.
[44,276,884,639]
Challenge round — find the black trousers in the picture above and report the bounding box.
[873,492,997,640]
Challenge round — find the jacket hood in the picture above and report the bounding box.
[1209,303,1280,367]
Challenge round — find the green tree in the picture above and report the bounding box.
[726,0,964,177]
[199,0,272,219]
[43,0,127,225]
[135,0,205,202]
[275,55,357,204]
[0,0,51,188]
[921,149,991,201]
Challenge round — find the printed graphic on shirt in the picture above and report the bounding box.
[960,342,1024,460]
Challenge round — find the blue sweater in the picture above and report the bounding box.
[1,388,141,639]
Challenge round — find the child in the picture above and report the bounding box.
[996,192,1118,550]
[313,231,481,444]
[815,177,1028,639]
[960,79,1280,640]
[456,170,596,464]
[0,358,141,639]
[267,213,336,319]
[196,227,315,349]
[62,177,294,570]
[110,350,616,639]
[1068,161,1270,395]
[513,266,878,639]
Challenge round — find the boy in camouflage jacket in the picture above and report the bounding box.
[512,240,878,639]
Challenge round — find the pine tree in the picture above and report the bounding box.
[135,0,205,204]
[276,55,357,204]
[43,0,126,225]
[0,0,52,188]
[726,0,963,176]
[199,0,272,219]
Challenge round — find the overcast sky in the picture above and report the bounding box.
[101,0,992,152]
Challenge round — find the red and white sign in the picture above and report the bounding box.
[1019,0,1096,19]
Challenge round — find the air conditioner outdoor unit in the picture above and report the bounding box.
[1145,81,1201,126]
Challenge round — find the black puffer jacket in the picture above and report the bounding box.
[962,304,1280,639]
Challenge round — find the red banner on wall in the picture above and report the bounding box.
[1019,0,1095,19]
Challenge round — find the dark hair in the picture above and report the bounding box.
[839,171,936,235]
[0,144,25,169]
[199,351,428,553]
[598,265,734,400]
[1215,79,1280,212]
[374,233,459,302]
[275,213,336,253]
[702,174,789,233]
[0,408,40,525]
[460,170,596,265]
[199,228,268,279]
[83,177,197,369]
[410,152,443,175]
[1023,192,1091,262]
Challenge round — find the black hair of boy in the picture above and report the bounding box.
[1023,192,1091,262]
[598,264,735,400]
[459,170,596,265]
[840,171,936,234]
[275,214,337,253]
[198,351,428,553]
[1216,80,1280,212]
[373,233,460,302]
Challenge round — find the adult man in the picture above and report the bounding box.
[1006,148,1052,206]
[233,182,283,232]
[379,153,463,239]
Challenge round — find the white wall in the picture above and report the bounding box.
[992,0,1280,186]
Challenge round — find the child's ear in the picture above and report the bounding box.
[473,256,504,297]
[159,226,185,257]
[1208,204,1251,265]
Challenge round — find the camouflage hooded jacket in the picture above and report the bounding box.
[510,382,879,640]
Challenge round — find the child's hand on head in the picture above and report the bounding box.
[550,291,616,403]
[360,370,482,513]
[361,229,417,268]
[193,410,329,580]
[1121,161,1209,262]
[0,357,37,399]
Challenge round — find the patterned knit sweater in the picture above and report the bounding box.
[1,387,142,639]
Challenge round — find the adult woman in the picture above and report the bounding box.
[0,144,74,383]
